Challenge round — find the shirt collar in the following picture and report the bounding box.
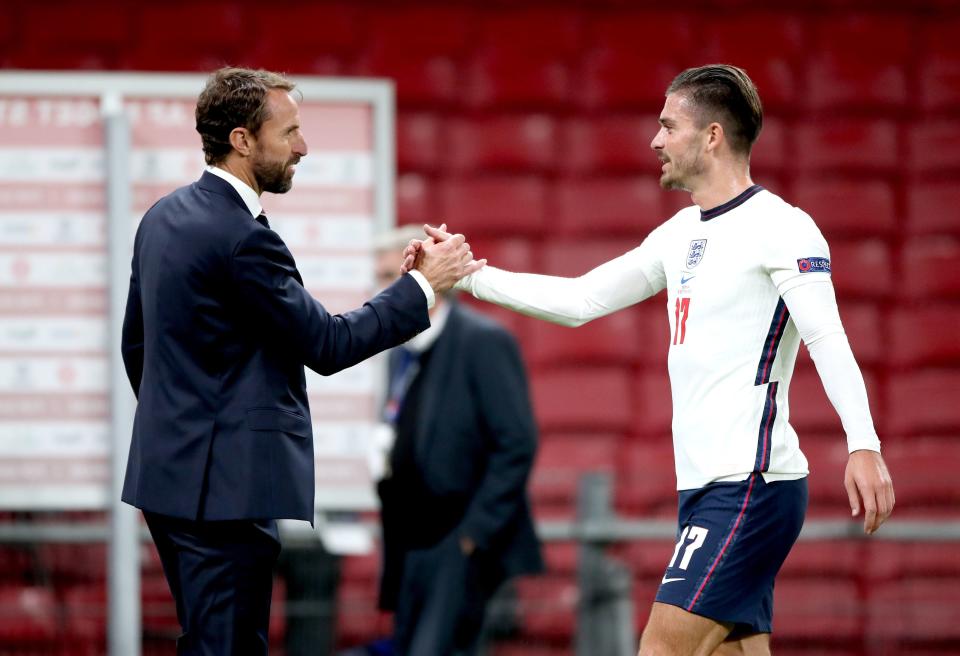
[405,301,451,353]
[206,165,262,218]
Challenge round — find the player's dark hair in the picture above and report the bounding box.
[195,67,297,165]
[667,64,763,157]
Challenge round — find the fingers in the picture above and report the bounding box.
[463,258,487,276]
[862,493,879,534]
[424,223,454,241]
[844,470,860,519]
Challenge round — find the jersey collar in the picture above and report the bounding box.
[700,184,764,222]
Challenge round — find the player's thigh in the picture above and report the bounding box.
[638,601,732,656]
[711,633,770,656]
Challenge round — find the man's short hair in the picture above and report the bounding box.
[667,64,763,157]
[195,67,297,165]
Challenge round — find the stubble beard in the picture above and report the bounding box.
[253,149,296,194]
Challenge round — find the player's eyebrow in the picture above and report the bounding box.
[659,117,676,127]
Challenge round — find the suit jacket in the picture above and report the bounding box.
[121,171,429,522]
[378,302,544,609]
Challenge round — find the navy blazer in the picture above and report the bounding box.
[379,303,543,609]
[121,172,429,522]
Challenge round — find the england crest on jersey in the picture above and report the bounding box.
[686,239,707,268]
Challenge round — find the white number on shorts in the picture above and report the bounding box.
[668,525,709,570]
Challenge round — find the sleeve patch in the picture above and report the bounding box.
[797,257,831,273]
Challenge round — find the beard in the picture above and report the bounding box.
[659,149,706,191]
[252,148,297,194]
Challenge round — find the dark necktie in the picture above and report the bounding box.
[256,212,270,229]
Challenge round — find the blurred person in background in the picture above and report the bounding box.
[406,64,894,656]
[120,67,479,656]
[371,225,544,656]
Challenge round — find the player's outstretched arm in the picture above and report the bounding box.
[845,449,895,534]
[402,223,663,327]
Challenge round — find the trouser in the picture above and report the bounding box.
[144,511,281,656]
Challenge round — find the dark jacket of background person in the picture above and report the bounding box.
[120,171,429,522]
[377,301,544,611]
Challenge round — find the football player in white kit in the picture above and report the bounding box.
[403,65,895,655]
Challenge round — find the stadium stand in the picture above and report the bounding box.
[1,1,959,653]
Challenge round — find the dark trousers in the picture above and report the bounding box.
[393,532,497,656]
[144,512,282,656]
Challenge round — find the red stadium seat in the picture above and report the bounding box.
[906,182,960,236]
[879,437,960,512]
[837,302,885,365]
[800,435,853,516]
[12,3,131,70]
[829,240,895,300]
[633,372,673,437]
[866,541,960,582]
[0,585,59,646]
[560,116,660,175]
[806,15,911,111]
[476,8,582,57]
[554,177,664,237]
[464,50,572,110]
[526,308,642,367]
[514,575,578,641]
[701,14,805,110]
[446,115,559,173]
[541,239,634,277]
[541,542,579,576]
[772,579,863,641]
[889,305,960,367]
[490,643,572,656]
[38,543,106,582]
[898,237,960,301]
[614,440,677,517]
[780,541,864,579]
[751,117,788,174]
[886,370,960,437]
[907,121,960,175]
[62,583,106,645]
[530,433,619,509]
[396,174,435,226]
[794,120,899,173]
[469,238,538,273]
[611,540,675,579]
[340,551,381,586]
[439,176,548,237]
[120,4,246,72]
[336,581,392,648]
[532,367,632,432]
[790,179,897,239]
[919,18,960,111]
[579,12,695,110]
[789,367,882,435]
[352,7,473,107]
[354,51,459,108]
[397,113,442,173]
[247,4,359,75]
[868,579,960,642]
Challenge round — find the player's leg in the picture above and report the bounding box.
[711,633,771,656]
[638,601,732,655]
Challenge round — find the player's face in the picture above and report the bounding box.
[651,93,708,191]
[251,89,308,194]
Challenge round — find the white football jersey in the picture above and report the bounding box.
[631,186,830,488]
[457,185,866,490]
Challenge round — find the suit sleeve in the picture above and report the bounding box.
[457,327,538,551]
[232,226,431,375]
[121,261,144,398]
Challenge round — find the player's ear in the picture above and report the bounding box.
[705,122,724,152]
[229,127,254,157]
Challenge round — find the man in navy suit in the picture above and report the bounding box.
[120,67,480,655]
[371,228,543,656]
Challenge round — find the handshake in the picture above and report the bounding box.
[399,223,485,294]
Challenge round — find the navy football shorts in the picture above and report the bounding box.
[654,473,808,637]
